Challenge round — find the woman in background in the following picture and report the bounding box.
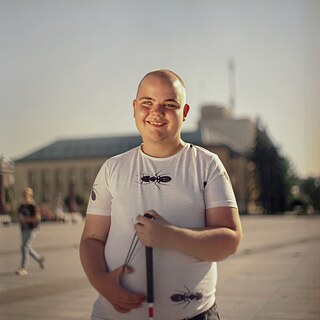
[15,187,45,276]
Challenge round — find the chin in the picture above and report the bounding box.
[146,135,167,143]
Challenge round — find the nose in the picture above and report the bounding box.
[151,104,165,115]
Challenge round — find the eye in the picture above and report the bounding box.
[164,103,179,109]
[141,100,153,107]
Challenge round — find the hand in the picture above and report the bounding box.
[135,210,172,248]
[97,265,145,313]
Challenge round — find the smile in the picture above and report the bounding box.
[148,121,166,127]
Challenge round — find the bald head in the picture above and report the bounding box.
[136,69,187,105]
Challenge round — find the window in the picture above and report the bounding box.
[81,167,91,187]
[41,170,50,187]
[27,170,36,189]
[55,169,64,187]
[68,168,77,184]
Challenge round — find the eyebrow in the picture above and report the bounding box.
[139,96,155,101]
[139,97,179,104]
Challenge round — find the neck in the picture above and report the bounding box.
[141,140,185,158]
[24,197,33,204]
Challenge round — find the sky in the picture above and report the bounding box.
[0,0,319,178]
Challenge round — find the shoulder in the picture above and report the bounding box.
[97,147,139,176]
[186,144,220,163]
[27,203,37,212]
[189,144,217,156]
[184,144,226,176]
[105,147,139,168]
[107,146,139,164]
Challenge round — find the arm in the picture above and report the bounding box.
[80,214,109,283]
[80,214,145,313]
[31,205,41,225]
[17,211,24,223]
[135,207,242,262]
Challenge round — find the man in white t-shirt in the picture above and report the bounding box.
[80,69,242,320]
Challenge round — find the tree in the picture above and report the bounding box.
[300,177,320,212]
[249,121,297,214]
[5,187,14,205]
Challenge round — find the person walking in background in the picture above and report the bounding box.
[80,69,242,319]
[15,187,45,276]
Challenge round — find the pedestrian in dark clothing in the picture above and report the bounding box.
[15,187,45,276]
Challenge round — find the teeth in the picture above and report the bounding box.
[150,121,164,126]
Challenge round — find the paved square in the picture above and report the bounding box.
[1,215,319,319]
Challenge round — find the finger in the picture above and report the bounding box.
[118,297,145,307]
[137,214,156,226]
[137,211,158,223]
[135,214,145,224]
[116,264,132,275]
[113,271,145,303]
[144,210,158,219]
[122,265,133,273]
[134,220,150,235]
[134,222,143,234]
[119,290,146,303]
[114,299,143,313]
[113,304,131,313]
[113,265,132,286]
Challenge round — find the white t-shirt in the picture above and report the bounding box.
[87,143,237,320]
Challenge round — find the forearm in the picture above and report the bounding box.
[166,225,242,262]
[79,238,108,291]
[80,236,145,312]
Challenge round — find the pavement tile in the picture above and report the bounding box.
[0,216,319,320]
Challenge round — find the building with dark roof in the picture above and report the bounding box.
[14,106,259,214]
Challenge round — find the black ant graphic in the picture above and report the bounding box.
[170,285,203,309]
[91,184,98,201]
[138,172,171,189]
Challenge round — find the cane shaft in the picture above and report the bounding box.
[146,246,154,303]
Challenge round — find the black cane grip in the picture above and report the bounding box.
[144,213,154,303]
[144,213,154,220]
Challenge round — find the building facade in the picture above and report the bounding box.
[14,106,259,215]
[0,157,15,214]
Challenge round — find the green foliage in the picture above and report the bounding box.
[300,177,320,211]
[249,121,297,214]
[5,187,14,204]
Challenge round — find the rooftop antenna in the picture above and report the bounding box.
[228,58,236,112]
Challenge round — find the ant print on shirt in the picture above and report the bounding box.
[136,171,172,189]
[170,285,203,309]
[91,184,98,201]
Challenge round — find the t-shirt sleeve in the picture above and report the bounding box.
[86,161,112,216]
[204,155,238,209]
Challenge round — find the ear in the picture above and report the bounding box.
[132,99,137,117]
[183,104,190,121]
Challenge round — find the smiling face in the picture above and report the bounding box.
[133,71,189,155]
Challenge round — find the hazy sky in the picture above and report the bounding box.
[1,0,319,177]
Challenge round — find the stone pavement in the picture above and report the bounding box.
[0,215,319,320]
